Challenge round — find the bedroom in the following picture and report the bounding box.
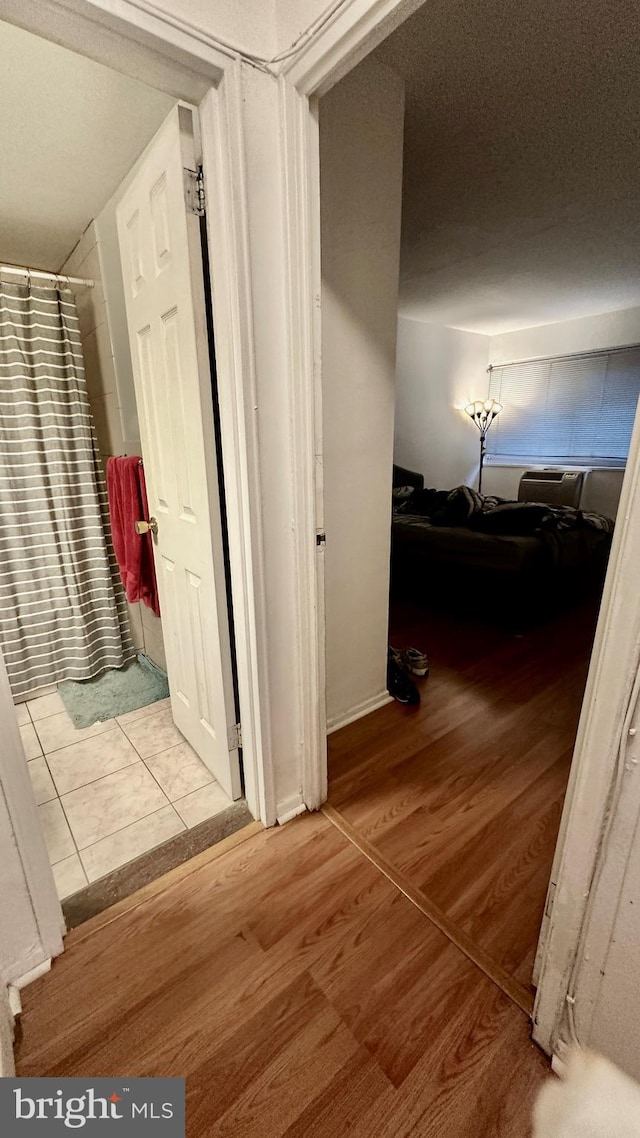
[320,0,640,1008]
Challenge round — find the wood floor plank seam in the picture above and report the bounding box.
[17,809,551,1135]
[321,803,534,1017]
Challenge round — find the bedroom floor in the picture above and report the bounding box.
[327,597,599,1006]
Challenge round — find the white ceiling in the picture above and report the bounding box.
[0,20,174,272]
[375,0,640,334]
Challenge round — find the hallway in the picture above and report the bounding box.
[16,811,548,1136]
[328,600,596,1006]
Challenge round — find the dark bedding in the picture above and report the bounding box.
[393,483,612,572]
[394,483,613,536]
[393,511,608,575]
[391,479,613,625]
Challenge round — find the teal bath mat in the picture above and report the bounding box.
[59,654,170,729]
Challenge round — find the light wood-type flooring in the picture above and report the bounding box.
[17,813,550,1136]
[328,598,599,1008]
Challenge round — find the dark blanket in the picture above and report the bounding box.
[395,484,614,537]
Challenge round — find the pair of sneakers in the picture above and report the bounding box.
[387,646,429,705]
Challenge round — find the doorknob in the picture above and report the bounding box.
[135,517,158,536]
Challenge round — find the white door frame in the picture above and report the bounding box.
[5,0,637,1056]
[531,401,640,1055]
[0,0,427,836]
[275,0,640,1058]
[275,0,434,812]
[0,0,276,824]
[0,652,64,983]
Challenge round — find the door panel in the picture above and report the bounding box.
[116,105,240,800]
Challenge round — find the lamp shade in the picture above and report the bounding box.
[464,398,502,434]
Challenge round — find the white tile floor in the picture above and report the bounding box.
[18,692,233,901]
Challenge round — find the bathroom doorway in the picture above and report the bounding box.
[0,19,249,920]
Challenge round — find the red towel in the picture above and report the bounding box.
[106,456,160,618]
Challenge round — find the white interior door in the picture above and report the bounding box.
[116,105,241,801]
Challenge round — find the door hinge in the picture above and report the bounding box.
[316,532,326,547]
[184,165,206,216]
[228,722,242,750]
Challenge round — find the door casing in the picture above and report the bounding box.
[0,0,275,823]
[1,0,639,1060]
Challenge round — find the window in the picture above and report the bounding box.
[486,344,640,463]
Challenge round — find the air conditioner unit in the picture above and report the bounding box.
[518,470,584,508]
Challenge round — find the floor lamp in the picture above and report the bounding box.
[465,399,502,493]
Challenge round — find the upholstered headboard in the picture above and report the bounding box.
[392,463,424,492]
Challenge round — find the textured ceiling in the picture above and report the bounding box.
[0,20,174,272]
[374,0,640,333]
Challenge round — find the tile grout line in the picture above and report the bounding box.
[122,720,218,815]
[28,697,223,890]
[59,728,198,851]
[39,709,174,879]
[24,696,152,884]
[40,751,61,808]
[34,718,117,757]
[69,790,232,891]
[321,803,534,1018]
[47,689,86,891]
[56,785,84,866]
[140,756,216,817]
[74,800,181,883]
[75,785,232,889]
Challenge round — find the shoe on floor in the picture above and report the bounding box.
[387,649,420,705]
[397,646,429,678]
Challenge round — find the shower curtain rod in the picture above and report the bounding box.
[0,263,94,288]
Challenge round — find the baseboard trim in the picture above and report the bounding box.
[15,958,51,990]
[322,803,534,1017]
[327,691,393,734]
[0,987,15,1078]
[276,794,307,825]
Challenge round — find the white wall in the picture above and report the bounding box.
[0,650,63,1073]
[275,0,323,47]
[393,306,640,515]
[489,305,640,364]
[0,782,42,982]
[394,317,490,488]
[483,306,640,515]
[0,655,63,989]
[321,57,405,730]
[101,0,277,59]
[587,795,640,1078]
[479,463,626,520]
[61,222,125,460]
[0,18,173,273]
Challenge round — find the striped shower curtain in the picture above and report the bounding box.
[0,280,135,697]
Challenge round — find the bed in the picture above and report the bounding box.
[391,465,613,628]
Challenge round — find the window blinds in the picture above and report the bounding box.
[486,344,640,461]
